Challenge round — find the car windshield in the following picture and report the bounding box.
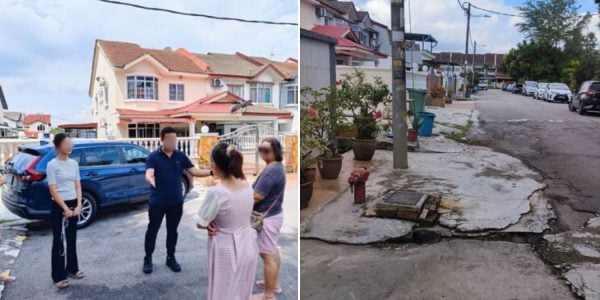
[526,82,537,87]
[551,83,569,90]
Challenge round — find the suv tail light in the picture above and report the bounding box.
[16,156,45,182]
[586,90,597,97]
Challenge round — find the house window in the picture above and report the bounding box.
[249,83,272,104]
[169,84,184,101]
[285,84,298,105]
[127,76,158,100]
[127,123,160,138]
[324,17,333,25]
[37,124,45,131]
[228,84,244,98]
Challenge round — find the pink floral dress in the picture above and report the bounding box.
[196,184,258,300]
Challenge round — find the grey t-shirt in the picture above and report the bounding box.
[46,158,80,201]
[252,162,285,217]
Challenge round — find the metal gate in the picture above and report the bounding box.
[217,125,286,175]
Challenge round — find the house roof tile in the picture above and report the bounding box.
[24,114,51,125]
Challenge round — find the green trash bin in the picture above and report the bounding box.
[407,88,427,115]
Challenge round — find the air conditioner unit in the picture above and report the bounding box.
[212,78,223,87]
[316,7,327,17]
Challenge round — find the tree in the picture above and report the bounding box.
[517,0,582,47]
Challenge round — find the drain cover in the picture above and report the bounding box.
[384,191,428,212]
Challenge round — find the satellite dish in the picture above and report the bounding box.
[412,63,419,70]
[421,65,429,72]
[201,125,209,133]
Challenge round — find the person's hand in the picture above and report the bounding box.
[0,176,6,186]
[146,176,156,188]
[207,221,219,236]
[63,208,74,218]
[73,205,82,217]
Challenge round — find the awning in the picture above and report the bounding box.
[120,117,194,124]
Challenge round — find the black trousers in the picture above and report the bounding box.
[144,203,183,258]
[50,199,79,283]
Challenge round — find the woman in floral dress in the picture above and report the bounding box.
[196,143,258,300]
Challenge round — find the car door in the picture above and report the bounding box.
[80,146,130,206]
[120,145,151,203]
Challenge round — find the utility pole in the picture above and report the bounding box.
[472,40,476,87]
[463,2,471,98]
[391,0,408,169]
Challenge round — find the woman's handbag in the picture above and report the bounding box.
[251,193,281,231]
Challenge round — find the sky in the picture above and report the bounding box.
[0,0,298,125]
[356,0,599,53]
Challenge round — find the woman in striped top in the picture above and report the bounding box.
[47,133,85,288]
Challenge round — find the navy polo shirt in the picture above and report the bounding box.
[145,147,194,205]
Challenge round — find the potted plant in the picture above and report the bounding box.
[338,70,391,161]
[301,86,344,179]
[300,154,314,209]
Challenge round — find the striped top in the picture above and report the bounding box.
[46,158,80,201]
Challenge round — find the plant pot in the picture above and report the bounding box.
[305,167,317,182]
[300,181,313,209]
[351,138,378,161]
[407,129,418,143]
[337,128,357,138]
[317,155,343,179]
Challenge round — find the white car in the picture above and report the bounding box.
[523,81,538,96]
[534,82,548,100]
[543,83,572,102]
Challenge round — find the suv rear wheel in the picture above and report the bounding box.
[77,192,98,228]
[579,101,587,115]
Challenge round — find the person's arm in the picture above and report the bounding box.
[253,173,274,204]
[183,154,211,177]
[73,163,82,216]
[195,190,220,230]
[145,168,156,188]
[47,164,73,217]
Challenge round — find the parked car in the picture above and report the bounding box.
[1,141,193,228]
[523,81,538,96]
[569,80,600,115]
[511,83,523,94]
[502,81,514,91]
[543,83,572,102]
[478,83,489,91]
[534,82,549,100]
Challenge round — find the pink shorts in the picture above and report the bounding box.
[257,212,284,255]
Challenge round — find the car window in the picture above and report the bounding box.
[122,146,148,164]
[69,148,82,165]
[82,147,122,166]
[590,82,600,92]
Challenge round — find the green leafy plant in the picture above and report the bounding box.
[337,70,391,140]
[300,86,344,160]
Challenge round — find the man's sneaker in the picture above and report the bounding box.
[166,256,182,272]
[143,256,153,274]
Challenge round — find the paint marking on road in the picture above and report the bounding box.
[507,119,530,123]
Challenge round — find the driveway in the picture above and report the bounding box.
[1,175,298,299]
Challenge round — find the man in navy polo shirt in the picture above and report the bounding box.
[143,127,211,274]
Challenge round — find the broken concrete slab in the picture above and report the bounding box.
[301,185,415,244]
[370,149,544,232]
[499,191,555,234]
[301,239,575,300]
[543,217,600,265]
[563,263,600,300]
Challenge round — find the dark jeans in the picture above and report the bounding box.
[50,199,79,283]
[144,203,183,258]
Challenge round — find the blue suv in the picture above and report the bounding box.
[2,141,192,228]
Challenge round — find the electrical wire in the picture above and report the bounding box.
[470,3,522,18]
[96,0,298,26]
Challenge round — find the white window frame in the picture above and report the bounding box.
[168,83,185,101]
[285,84,298,106]
[126,74,159,101]
[249,82,273,104]
[228,84,245,98]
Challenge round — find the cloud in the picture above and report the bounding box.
[0,0,297,125]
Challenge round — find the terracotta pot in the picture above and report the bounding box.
[300,181,313,209]
[305,167,317,182]
[408,129,418,142]
[337,128,357,138]
[351,138,378,161]
[317,155,343,179]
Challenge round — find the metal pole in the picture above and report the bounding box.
[391,0,408,169]
[472,41,476,87]
[464,2,471,98]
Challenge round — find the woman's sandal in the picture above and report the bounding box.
[54,280,69,289]
[68,271,85,279]
[255,280,282,294]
